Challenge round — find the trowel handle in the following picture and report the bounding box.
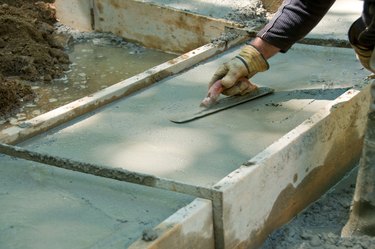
[200,80,224,108]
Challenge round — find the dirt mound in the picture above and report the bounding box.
[0,0,70,117]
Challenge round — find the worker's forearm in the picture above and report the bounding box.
[258,0,335,52]
[250,37,280,59]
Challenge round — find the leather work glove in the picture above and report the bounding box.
[348,5,375,74]
[208,44,269,96]
[351,43,375,74]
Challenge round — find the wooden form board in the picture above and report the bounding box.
[54,0,243,54]
[93,0,242,53]
[211,86,371,249]
[54,0,94,32]
[129,198,215,249]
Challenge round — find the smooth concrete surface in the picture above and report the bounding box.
[0,154,194,249]
[142,0,258,19]
[307,0,362,41]
[19,44,369,188]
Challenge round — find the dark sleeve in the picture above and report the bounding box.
[257,0,336,52]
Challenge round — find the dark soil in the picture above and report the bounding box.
[0,0,70,117]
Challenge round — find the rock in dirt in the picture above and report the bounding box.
[142,228,158,241]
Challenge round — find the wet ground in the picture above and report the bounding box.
[1,34,175,128]
[0,0,68,117]
[0,0,176,127]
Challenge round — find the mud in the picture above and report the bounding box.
[0,0,70,117]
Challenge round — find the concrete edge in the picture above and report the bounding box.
[94,0,244,53]
[0,37,248,145]
[55,0,245,54]
[54,0,94,32]
[128,198,215,249]
[212,86,371,249]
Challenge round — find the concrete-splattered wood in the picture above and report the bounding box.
[211,87,371,249]
[0,142,215,200]
[129,198,215,249]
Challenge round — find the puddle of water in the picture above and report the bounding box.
[1,38,177,128]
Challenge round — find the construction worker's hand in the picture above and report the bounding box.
[348,15,375,74]
[351,44,375,74]
[208,44,269,96]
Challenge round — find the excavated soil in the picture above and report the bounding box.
[0,0,70,117]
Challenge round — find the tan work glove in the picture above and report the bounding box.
[348,16,375,74]
[208,44,269,96]
[351,44,375,74]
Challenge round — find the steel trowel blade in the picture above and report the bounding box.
[170,86,274,124]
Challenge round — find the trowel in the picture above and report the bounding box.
[170,80,274,123]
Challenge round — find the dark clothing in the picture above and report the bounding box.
[258,0,375,52]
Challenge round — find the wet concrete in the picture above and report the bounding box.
[142,0,266,20]
[0,154,193,249]
[147,0,361,43]
[306,0,362,41]
[18,44,369,188]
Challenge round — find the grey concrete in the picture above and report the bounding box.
[0,154,193,249]
[141,0,256,19]
[19,44,369,188]
[145,0,362,42]
[307,0,362,41]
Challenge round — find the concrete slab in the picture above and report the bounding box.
[145,0,362,43]
[0,154,198,249]
[141,0,260,19]
[307,0,362,41]
[18,44,369,188]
